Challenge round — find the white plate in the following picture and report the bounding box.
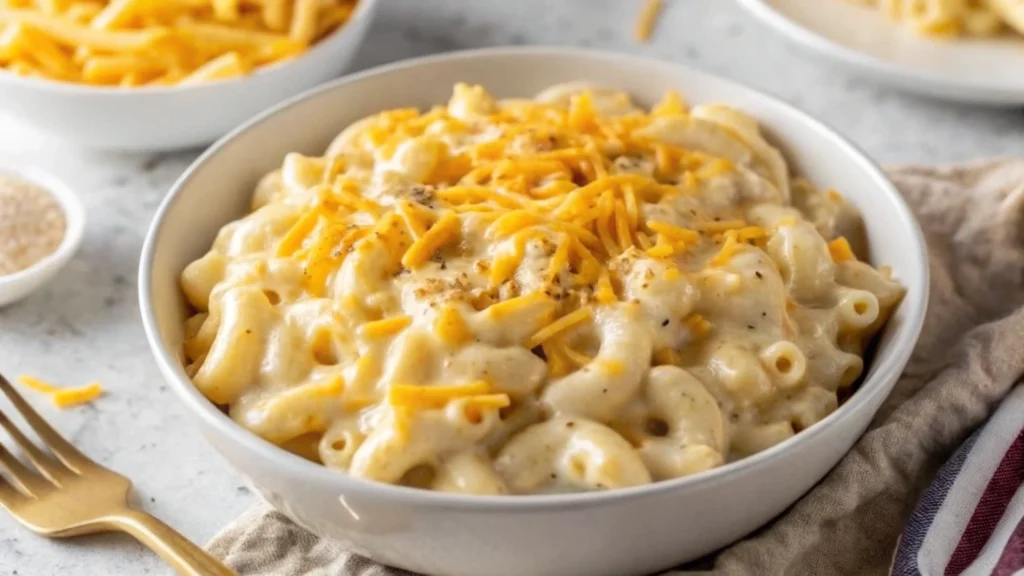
[736,0,1024,105]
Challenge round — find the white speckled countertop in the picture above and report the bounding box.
[0,1,1022,574]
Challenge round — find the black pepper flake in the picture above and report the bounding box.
[747,324,755,330]
[602,388,608,394]
[440,262,447,270]
[245,329,252,334]
[661,319,670,327]
[761,311,767,317]
[755,271,763,279]
[566,421,575,428]
[550,473,557,479]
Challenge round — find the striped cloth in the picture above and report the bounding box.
[893,385,1024,576]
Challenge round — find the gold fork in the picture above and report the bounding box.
[0,374,237,576]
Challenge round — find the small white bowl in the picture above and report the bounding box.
[0,0,377,151]
[0,165,86,307]
[140,47,929,576]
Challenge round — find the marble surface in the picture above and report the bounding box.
[0,1,1022,574]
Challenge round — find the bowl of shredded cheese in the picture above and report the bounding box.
[0,165,86,307]
[0,0,377,150]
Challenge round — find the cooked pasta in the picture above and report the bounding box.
[849,0,1024,38]
[179,83,904,495]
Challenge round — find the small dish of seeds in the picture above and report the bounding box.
[0,165,85,307]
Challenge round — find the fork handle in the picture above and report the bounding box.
[104,508,238,576]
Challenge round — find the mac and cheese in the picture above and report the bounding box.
[180,83,904,495]
[847,0,1024,38]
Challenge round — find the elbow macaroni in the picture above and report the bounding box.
[847,0,1024,38]
[180,83,905,495]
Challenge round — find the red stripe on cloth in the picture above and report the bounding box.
[991,514,1024,576]
[945,431,1024,576]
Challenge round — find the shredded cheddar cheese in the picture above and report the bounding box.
[359,315,412,339]
[487,291,551,319]
[647,234,675,258]
[558,340,594,367]
[435,305,473,345]
[828,237,856,263]
[18,375,104,409]
[651,90,688,116]
[647,221,700,243]
[402,212,461,268]
[542,341,573,378]
[526,307,593,349]
[388,381,500,410]
[276,210,320,257]
[595,269,617,304]
[683,314,711,337]
[708,232,740,267]
[634,0,663,42]
[178,82,908,496]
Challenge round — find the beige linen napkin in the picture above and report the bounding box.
[207,159,1024,576]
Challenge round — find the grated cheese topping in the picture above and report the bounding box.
[179,82,905,496]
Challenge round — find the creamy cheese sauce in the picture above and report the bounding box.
[180,83,904,495]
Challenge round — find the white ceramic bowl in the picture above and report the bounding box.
[0,0,377,151]
[0,164,85,307]
[736,0,1024,105]
[140,47,929,576]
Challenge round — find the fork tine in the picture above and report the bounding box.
[0,374,91,473]
[0,474,24,507]
[0,410,69,484]
[0,443,50,496]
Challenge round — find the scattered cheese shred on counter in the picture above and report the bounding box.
[634,0,664,42]
[18,375,104,408]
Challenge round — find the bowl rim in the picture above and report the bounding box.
[140,45,930,511]
[0,0,377,97]
[0,163,86,291]
[734,0,1024,104]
